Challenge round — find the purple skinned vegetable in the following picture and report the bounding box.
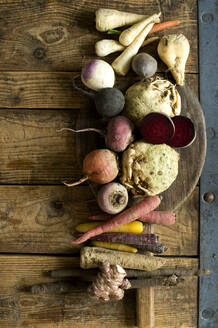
[57,115,134,153]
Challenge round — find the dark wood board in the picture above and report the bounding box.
[76,83,206,212]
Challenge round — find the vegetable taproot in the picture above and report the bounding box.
[81,59,115,91]
[80,246,166,270]
[72,196,160,244]
[87,232,158,245]
[112,21,155,76]
[132,52,157,79]
[157,34,190,85]
[119,13,161,47]
[75,221,143,234]
[91,241,138,253]
[95,8,146,32]
[167,116,196,148]
[64,149,118,187]
[97,182,128,214]
[72,77,125,117]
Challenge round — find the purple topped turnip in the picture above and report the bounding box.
[81,59,115,91]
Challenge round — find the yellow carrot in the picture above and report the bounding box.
[91,240,138,253]
[75,221,143,234]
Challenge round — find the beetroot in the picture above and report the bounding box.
[64,149,119,187]
[167,116,195,148]
[58,116,134,153]
[140,113,175,144]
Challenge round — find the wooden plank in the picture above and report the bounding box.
[0,255,198,328]
[0,72,198,109]
[0,185,198,255]
[0,0,197,72]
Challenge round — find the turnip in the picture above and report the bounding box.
[97,182,129,214]
[81,59,115,91]
[58,115,134,153]
[157,34,190,85]
[132,53,157,79]
[95,8,146,32]
[72,77,125,117]
[64,149,119,187]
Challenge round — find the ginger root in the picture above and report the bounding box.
[88,262,131,301]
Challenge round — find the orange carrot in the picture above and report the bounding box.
[88,211,175,226]
[148,20,180,35]
[72,196,160,244]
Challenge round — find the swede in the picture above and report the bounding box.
[81,59,115,91]
[157,34,190,85]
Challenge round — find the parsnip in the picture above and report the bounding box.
[95,37,159,57]
[119,12,161,47]
[112,22,154,76]
[157,34,190,85]
[95,8,146,32]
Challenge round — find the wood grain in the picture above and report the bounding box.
[0,185,198,255]
[0,255,198,328]
[0,0,197,72]
[0,72,197,109]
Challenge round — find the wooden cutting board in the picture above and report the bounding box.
[76,83,206,211]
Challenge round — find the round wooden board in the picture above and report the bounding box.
[76,85,206,211]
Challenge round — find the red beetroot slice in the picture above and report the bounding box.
[167,116,196,148]
[140,113,175,144]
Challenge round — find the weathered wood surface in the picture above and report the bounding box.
[0,0,197,72]
[0,72,197,109]
[0,185,198,255]
[0,255,198,328]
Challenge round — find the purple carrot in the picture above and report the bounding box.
[137,243,168,254]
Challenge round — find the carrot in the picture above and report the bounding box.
[71,196,160,244]
[88,211,175,226]
[148,20,180,35]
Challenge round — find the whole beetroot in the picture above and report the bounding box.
[105,116,134,152]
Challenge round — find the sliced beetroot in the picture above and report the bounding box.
[140,112,175,144]
[167,116,196,148]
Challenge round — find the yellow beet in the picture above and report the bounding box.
[75,221,143,234]
[91,241,138,253]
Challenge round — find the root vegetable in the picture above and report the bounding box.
[119,13,161,47]
[88,232,158,245]
[124,78,181,127]
[132,52,157,78]
[137,243,168,254]
[80,246,166,270]
[120,141,179,197]
[148,20,180,34]
[72,77,125,117]
[88,211,176,226]
[112,22,155,76]
[58,115,133,153]
[167,116,196,148]
[64,149,118,187]
[95,8,146,32]
[157,34,190,85]
[81,59,115,91]
[91,241,138,253]
[140,112,175,144]
[88,262,131,301]
[75,221,143,234]
[95,37,159,57]
[97,182,128,214]
[72,196,160,244]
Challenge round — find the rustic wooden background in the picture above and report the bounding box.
[0,1,200,327]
